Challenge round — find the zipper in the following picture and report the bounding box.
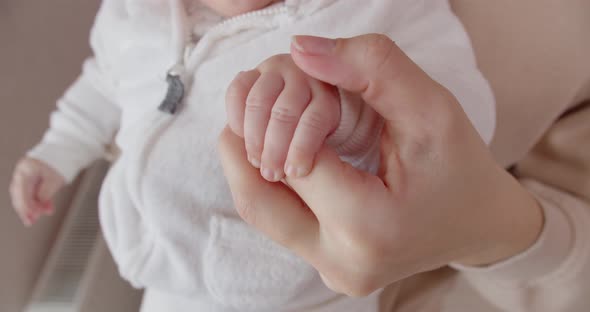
[184,4,290,71]
[205,5,289,37]
[158,66,185,114]
[158,3,290,115]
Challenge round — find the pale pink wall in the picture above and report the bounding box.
[0,1,100,311]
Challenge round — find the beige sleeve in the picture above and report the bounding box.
[451,104,590,311]
[451,0,590,167]
[453,179,590,311]
[445,2,590,309]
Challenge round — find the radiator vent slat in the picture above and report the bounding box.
[26,162,108,312]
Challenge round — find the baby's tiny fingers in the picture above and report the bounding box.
[244,72,285,168]
[40,201,55,215]
[226,70,261,137]
[11,176,36,226]
[260,76,311,182]
[285,86,340,178]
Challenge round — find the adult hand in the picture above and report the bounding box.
[219,34,543,296]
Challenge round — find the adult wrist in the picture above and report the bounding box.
[456,169,545,267]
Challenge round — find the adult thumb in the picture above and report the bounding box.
[290,34,448,122]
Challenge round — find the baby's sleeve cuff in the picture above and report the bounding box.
[28,141,99,184]
[327,90,383,159]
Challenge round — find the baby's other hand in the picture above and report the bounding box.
[226,54,341,182]
[9,157,65,226]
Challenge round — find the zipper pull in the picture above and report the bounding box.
[158,64,185,114]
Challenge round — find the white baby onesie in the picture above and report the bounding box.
[29,0,495,311]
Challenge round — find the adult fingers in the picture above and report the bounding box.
[243,71,284,168]
[260,72,311,182]
[218,127,320,260]
[225,70,261,137]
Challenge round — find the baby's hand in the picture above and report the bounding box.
[9,157,65,226]
[226,54,341,182]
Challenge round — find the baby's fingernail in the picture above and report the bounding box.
[285,164,310,178]
[285,165,295,177]
[292,35,336,56]
[261,168,282,182]
[248,156,261,168]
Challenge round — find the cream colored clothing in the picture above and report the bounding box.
[381,102,590,312]
[27,0,496,311]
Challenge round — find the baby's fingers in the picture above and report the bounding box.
[285,84,340,178]
[260,75,311,182]
[226,70,261,137]
[10,173,39,226]
[37,177,61,215]
[243,72,285,168]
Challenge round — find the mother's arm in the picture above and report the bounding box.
[452,0,590,166]
[448,2,590,311]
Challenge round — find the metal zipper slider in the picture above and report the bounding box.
[158,65,185,114]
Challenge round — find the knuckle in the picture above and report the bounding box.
[245,94,274,112]
[363,34,395,69]
[360,37,399,105]
[227,71,259,101]
[364,34,393,54]
[259,54,292,70]
[300,110,330,135]
[271,106,299,125]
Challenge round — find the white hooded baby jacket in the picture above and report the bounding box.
[29,0,495,311]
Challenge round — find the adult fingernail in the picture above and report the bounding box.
[261,167,282,182]
[292,35,336,56]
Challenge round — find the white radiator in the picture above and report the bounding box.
[24,161,116,312]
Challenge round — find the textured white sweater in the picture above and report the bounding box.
[28,0,495,311]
